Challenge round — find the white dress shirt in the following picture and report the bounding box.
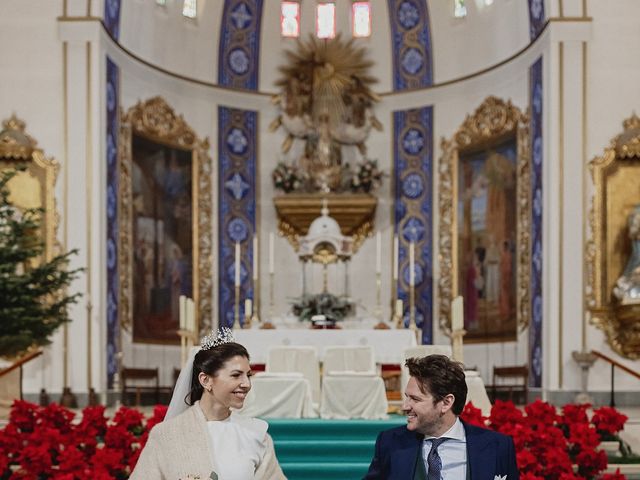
[422,417,467,479]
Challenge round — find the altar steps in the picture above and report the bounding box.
[267,416,405,480]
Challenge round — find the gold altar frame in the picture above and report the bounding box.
[437,96,531,339]
[119,97,213,340]
[0,114,60,263]
[586,114,640,359]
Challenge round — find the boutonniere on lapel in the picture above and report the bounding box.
[494,475,507,480]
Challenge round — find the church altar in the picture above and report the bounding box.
[234,328,417,365]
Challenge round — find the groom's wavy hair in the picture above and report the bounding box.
[405,354,467,415]
[187,342,250,405]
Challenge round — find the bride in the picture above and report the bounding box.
[131,328,286,479]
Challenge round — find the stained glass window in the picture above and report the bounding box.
[352,2,371,38]
[454,0,467,18]
[317,2,336,39]
[281,1,300,37]
[183,0,197,18]
[156,0,166,5]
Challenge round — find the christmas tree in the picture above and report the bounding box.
[0,167,82,358]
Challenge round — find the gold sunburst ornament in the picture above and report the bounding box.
[270,34,382,192]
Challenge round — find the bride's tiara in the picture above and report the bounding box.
[200,327,235,351]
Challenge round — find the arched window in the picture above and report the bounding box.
[352,1,371,38]
[183,0,197,19]
[317,2,336,39]
[281,1,300,37]
[454,0,467,18]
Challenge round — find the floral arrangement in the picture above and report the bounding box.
[272,162,304,193]
[350,158,384,193]
[0,400,167,478]
[291,292,353,323]
[461,400,634,480]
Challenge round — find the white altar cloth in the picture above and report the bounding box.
[234,329,417,365]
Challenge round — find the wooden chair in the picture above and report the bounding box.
[121,367,160,406]
[490,365,528,404]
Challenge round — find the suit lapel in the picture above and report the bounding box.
[389,430,422,480]
[464,422,496,480]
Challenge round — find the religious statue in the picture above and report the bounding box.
[613,204,640,304]
[270,35,382,193]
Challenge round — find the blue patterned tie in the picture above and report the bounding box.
[426,438,447,480]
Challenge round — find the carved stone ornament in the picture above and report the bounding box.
[437,96,530,337]
[0,114,60,262]
[586,113,640,359]
[119,97,213,336]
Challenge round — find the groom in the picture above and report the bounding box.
[363,354,519,479]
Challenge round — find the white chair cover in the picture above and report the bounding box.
[267,346,321,405]
[320,346,387,419]
[237,372,316,418]
[323,345,376,374]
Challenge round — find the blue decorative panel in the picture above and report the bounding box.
[218,107,257,327]
[218,0,264,90]
[394,107,434,344]
[529,57,543,388]
[103,0,121,40]
[106,56,119,388]
[528,0,546,40]
[387,0,433,90]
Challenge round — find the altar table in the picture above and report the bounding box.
[234,329,417,365]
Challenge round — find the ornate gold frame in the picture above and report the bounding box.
[119,97,213,338]
[0,114,60,262]
[586,114,640,359]
[437,96,531,337]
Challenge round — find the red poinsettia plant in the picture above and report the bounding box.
[461,400,629,480]
[0,400,167,479]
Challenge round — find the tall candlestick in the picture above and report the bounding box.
[451,295,464,332]
[392,235,398,280]
[245,298,252,317]
[234,242,241,287]
[409,242,415,287]
[252,235,258,281]
[395,299,403,317]
[179,295,186,330]
[375,231,381,273]
[268,232,275,274]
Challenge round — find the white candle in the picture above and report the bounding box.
[268,232,275,274]
[234,242,241,287]
[409,242,415,287]
[392,235,399,280]
[187,298,195,332]
[252,235,258,281]
[395,298,403,317]
[245,298,252,317]
[375,231,381,274]
[451,295,464,331]
[179,295,186,330]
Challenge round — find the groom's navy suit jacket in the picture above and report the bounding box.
[363,420,520,480]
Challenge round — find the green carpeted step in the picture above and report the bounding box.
[274,439,375,463]
[267,416,405,440]
[280,462,371,480]
[266,417,406,480]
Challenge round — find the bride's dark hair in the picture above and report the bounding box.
[187,342,250,404]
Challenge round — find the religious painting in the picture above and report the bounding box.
[0,115,59,264]
[438,96,530,343]
[457,140,518,342]
[119,97,213,344]
[130,135,193,343]
[586,114,640,359]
